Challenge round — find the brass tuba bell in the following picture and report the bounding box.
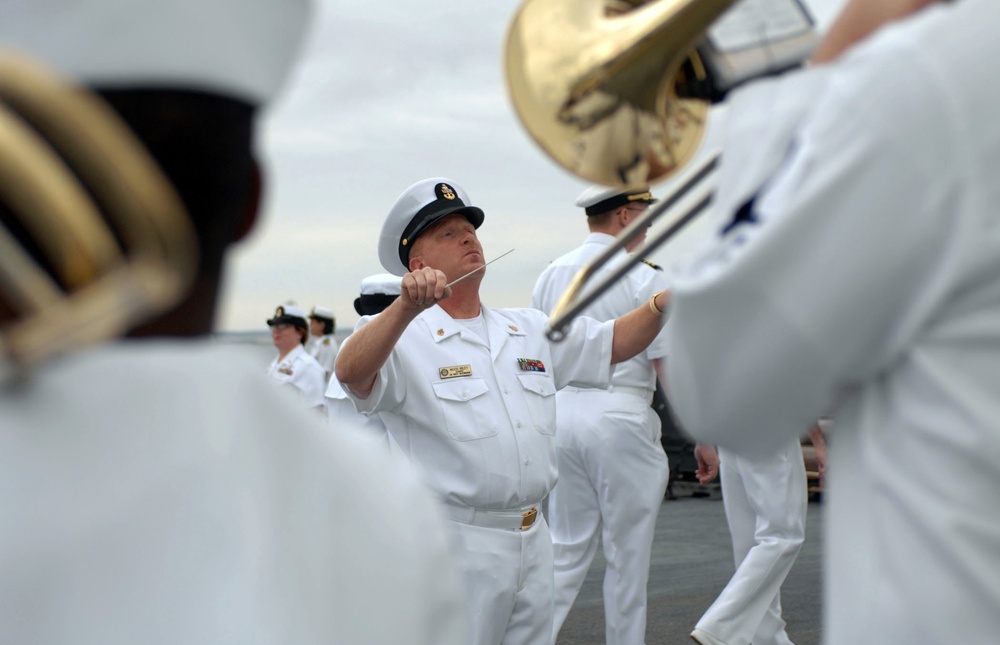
[504,0,738,189]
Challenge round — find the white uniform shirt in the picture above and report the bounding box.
[532,232,669,394]
[347,304,614,510]
[0,341,465,644]
[306,334,339,381]
[665,2,1000,643]
[266,344,326,410]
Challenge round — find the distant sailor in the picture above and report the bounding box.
[266,305,326,411]
[326,274,402,437]
[306,305,339,381]
[533,184,719,645]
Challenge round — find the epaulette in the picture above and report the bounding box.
[641,259,663,271]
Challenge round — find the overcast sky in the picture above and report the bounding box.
[216,0,848,332]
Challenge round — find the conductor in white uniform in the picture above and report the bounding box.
[532,184,718,644]
[336,177,672,645]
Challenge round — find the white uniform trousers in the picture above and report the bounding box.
[695,440,807,645]
[448,511,554,645]
[549,389,669,644]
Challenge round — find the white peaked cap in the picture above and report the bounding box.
[378,177,484,276]
[575,184,657,216]
[309,306,335,320]
[0,0,314,105]
[359,273,402,297]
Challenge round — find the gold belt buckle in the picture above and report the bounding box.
[520,507,538,530]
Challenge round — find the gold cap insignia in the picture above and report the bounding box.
[275,306,285,317]
[439,183,456,200]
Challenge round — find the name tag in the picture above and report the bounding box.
[439,364,473,379]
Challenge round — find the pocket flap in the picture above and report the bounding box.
[516,373,556,397]
[432,377,490,402]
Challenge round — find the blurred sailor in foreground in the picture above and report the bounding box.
[325,273,401,436]
[532,184,718,644]
[306,305,338,380]
[664,1,1000,644]
[0,1,465,643]
[266,303,326,411]
[336,177,671,645]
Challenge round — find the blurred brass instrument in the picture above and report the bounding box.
[0,52,197,381]
[505,0,738,339]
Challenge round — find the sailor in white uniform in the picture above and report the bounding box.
[326,274,401,438]
[666,1,1000,644]
[335,177,671,645]
[306,305,338,381]
[266,304,326,411]
[533,184,718,645]
[692,440,807,645]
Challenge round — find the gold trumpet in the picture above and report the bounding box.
[504,0,739,339]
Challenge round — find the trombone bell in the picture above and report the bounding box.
[504,0,738,188]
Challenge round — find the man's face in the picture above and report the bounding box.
[622,203,651,252]
[408,214,484,282]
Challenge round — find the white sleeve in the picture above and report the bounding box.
[665,43,966,457]
[549,316,615,390]
[637,266,671,361]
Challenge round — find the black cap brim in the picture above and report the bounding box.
[355,293,400,317]
[267,316,307,328]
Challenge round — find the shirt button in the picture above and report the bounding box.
[524,459,530,466]
[461,391,468,399]
[516,421,523,428]
[503,388,509,394]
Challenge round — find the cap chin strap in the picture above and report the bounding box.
[0,52,197,383]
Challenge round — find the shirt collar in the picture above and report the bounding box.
[420,303,526,344]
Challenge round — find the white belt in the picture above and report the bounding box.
[563,384,652,400]
[608,384,654,400]
[442,501,539,531]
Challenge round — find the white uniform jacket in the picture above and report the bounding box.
[0,341,465,644]
[532,232,668,392]
[266,344,326,410]
[665,2,1000,644]
[348,303,614,510]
